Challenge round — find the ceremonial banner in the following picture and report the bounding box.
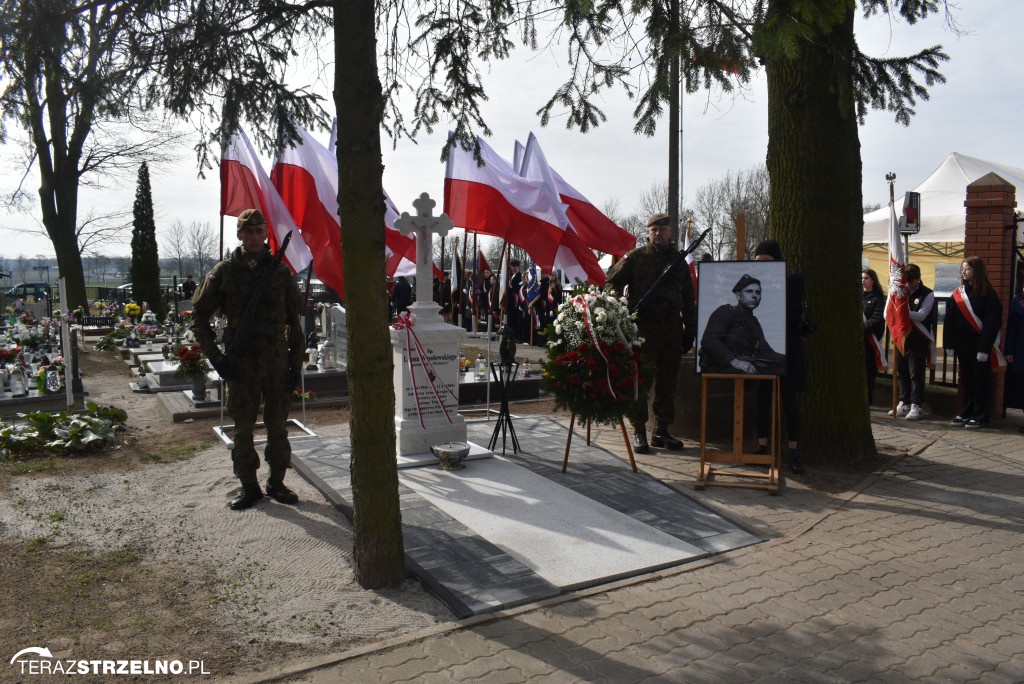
[884,200,912,353]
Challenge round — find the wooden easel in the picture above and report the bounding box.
[562,414,637,473]
[695,373,780,494]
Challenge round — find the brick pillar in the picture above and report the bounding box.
[963,172,1017,417]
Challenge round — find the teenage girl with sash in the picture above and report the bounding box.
[944,256,1004,429]
[862,268,886,404]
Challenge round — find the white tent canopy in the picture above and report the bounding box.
[862,152,1024,243]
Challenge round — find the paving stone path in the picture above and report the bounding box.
[244,413,1024,684]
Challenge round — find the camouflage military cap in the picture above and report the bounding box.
[647,213,670,227]
[237,209,267,230]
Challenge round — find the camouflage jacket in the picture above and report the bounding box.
[604,241,696,340]
[191,247,303,368]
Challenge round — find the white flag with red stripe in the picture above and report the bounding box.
[524,133,637,258]
[271,123,346,295]
[884,199,912,353]
[518,133,606,285]
[221,128,312,273]
[444,134,603,284]
[327,120,423,279]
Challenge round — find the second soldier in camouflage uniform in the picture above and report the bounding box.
[605,213,696,453]
[192,209,305,510]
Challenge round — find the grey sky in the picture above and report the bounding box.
[2,1,1021,260]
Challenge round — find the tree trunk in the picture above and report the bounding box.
[334,0,405,589]
[41,172,89,312]
[765,3,875,464]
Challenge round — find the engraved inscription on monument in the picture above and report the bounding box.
[399,347,458,422]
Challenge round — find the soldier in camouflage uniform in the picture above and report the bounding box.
[605,213,696,454]
[192,209,305,510]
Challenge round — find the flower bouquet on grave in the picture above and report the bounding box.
[0,346,23,365]
[112,320,133,339]
[173,344,206,379]
[124,302,141,321]
[541,286,650,426]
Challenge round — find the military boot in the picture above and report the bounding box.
[651,427,684,450]
[230,483,264,510]
[632,428,650,454]
[266,478,299,505]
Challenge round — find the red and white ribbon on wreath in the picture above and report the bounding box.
[613,319,640,401]
[392,311,457,428]
[579,299,617,400]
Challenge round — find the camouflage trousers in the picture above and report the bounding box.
[629,319,683,434]
[227,353,293,485]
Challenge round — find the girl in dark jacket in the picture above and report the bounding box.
[1005,282,1024,434]
[944,256,1003,428]
[862,268,886,404]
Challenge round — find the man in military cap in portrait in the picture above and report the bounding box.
[605,212,696,454]
[191,209,305,510]
[699,273,786,375]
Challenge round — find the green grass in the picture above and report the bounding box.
[26,536,50,551]
[7,457,59,475]
[141,442,211,463]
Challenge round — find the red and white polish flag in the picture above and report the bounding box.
[518,134,606,285]
[525,133,636,258]
[221,128,312,273]
[271,123,346,295]
[884,200,912,353]
[445,134,603,284]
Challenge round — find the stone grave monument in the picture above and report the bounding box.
[300,304,348,397]
[328,304,348,370]
[391,193,484,464]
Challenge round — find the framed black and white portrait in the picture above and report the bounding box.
[696,261,788,376]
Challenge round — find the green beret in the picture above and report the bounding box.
[237,209,267,230]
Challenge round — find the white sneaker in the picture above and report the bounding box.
[906,404,923,421]
[888,402,909,417]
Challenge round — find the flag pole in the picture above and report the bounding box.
[498,240,509,330]
[459,229,468,330]
[472,232,479,333]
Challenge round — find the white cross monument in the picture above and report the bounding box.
[391,193,482,462]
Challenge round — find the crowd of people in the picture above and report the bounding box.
[866,256,1024,433]
[396,260,565,345]
[195,206,1023,511]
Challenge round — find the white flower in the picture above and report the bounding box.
[554,323,562,334]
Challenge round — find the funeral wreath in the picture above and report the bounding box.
[541,286,650,425]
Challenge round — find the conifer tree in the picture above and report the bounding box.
[130,162,164,319]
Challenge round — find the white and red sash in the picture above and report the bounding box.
[863,313,888,371]
[952,286,1007,370]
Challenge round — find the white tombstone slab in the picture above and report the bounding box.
[391,193,470,456]
[328,304,348,370]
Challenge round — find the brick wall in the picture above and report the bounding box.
[963,172,1018,417]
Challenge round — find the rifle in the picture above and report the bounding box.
[631,227,711,314]
[226,230,293,359]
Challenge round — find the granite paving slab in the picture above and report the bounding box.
[291,416,762,618]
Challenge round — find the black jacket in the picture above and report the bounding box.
[944,284,1002,355]
[862,288,885,339]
